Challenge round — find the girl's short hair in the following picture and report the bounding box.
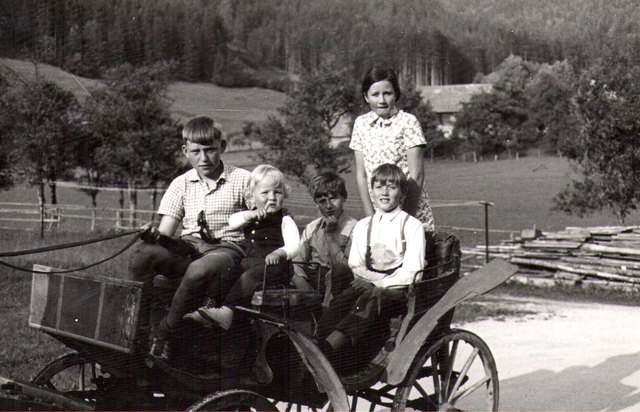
[182,115,222,144]
[361,67,402,100]
[309,171,348,200]
[370,163,408,196]
[247,164,291,200]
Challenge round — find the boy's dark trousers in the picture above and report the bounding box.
[127,236,244,328]
[223,257,290,306]
[316,285,406,345]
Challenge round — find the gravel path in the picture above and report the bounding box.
[458,295,640,411]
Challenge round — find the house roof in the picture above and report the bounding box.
[418,84,493,114]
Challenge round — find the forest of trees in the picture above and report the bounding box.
[3,0,640,90]
[443,0,640,71]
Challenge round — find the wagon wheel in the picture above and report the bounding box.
[30,351,134,409]
[187,389,279,411]
[393,329,498,411]
[31,353,110,402]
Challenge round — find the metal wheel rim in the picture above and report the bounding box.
[31,352,108,403]
[187,389,279,411]
[393,329,499,411]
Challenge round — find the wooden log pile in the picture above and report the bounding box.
[462,226,640,291]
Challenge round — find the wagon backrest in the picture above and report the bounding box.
[413,231,461,315]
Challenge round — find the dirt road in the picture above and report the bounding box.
[458,296,640,411]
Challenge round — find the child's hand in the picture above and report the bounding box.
[351,276,374,293]
[323,215,339,232]
[249,208,268,221]
[140,223,160,244]
[265,251,283,266]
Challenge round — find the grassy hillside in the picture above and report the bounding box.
[0,58,285,137]
[168,81,285,137]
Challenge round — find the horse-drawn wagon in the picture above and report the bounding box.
[0,231,516,411]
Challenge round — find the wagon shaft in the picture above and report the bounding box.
[0,375,94,411]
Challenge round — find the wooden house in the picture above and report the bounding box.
[419,84,493,137]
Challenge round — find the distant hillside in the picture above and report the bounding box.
[441,0,640,68]
[0,58,285,138]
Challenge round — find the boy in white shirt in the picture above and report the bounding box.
[316,163,425,369]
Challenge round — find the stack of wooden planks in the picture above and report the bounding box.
[462,226,640,290]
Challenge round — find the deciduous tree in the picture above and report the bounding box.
[2,72,78,205]
[0,72,16,189]
[78,62,182,224]
[553,50,640,223]
[255,69,359,182]
[523,60,579,155]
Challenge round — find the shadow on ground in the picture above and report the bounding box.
[500,352,640,411]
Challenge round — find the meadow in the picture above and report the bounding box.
[1,153,636,246]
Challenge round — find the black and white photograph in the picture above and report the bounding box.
[1,0,640,410]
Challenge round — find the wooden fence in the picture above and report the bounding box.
[0,202,158,232]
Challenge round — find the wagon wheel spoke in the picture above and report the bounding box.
[432,359,442,404]
[442,339,459,399]
[451,374,492,404]
[445,347,479,404]
[414,380,430,399]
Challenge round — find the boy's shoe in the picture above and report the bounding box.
[148,334,171,361]
[185,305,233,330]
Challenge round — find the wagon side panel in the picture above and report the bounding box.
[28,266,143,354]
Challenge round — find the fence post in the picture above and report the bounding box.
[39,199,45,238]
[91,209,97,231]
[38,182,45,239]
[150,187,158,224]
[53,207,60,230]
[481,201,494,263]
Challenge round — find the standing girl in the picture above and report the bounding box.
[350,67,434,231]
[186,164,300,329]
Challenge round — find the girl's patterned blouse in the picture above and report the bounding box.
[349,109,426,178]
